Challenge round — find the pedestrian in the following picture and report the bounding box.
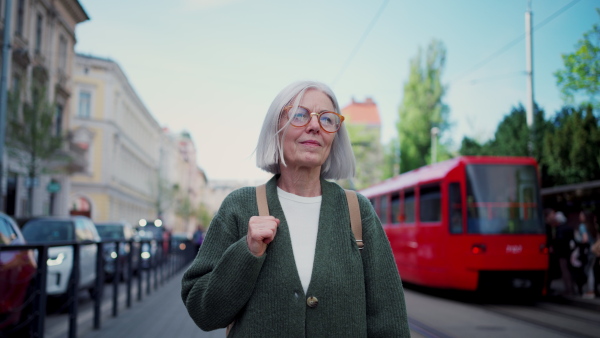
[572,211,592,296]
[192,226,204,253]
[581,210,600,298]
[544,208,560,294]
[181,80,410,336]
[554,211,575,296]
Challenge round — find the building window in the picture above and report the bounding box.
[78,91,91,118]
[58,35,68,72]
[55,104,63,135]
[35,13,43,53]
[16,0,25,36]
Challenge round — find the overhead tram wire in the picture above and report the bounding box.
[331,0,390,87]
[450,0,581,85]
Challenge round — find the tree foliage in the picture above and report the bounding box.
[459,103,600,187]
[397,39,449,173]
[459,105,547,157]
[381,138,400,179]
[554,9,600,107]
[7,85,69,216]
[543,105,600,185]
[345,124,383,189]
[195,203,213,229]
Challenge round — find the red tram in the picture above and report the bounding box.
[360,156,548,294]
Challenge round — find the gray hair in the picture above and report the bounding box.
[255,80,356,179]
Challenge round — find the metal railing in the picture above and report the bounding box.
[0,237,196,338]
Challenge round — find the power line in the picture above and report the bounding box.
[450,0,581,85]
[331,0,390,87]
[469,71,527,84]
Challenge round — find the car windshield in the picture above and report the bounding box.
[21,220,74,243]
[466,164,543,235]
[96,224,124,240]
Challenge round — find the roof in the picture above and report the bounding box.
[341,98,381,125]
[360,156,538,197]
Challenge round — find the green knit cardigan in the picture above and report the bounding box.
[181,176,410,337]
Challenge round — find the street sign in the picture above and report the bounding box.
[47,181,61,193]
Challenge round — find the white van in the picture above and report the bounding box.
[20,216,100,297]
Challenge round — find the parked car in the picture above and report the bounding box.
[171,232,191,252]
[135,229,157,270]
[95,221,139,281]
[19,216,100,298]
[0,212,37,332]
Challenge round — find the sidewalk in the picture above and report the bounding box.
[83,268,225,338]
[546,279,600,312]
[79,270,599,338]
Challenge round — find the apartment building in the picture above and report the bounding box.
[70,54,207,232]
[0,0,89,216]
[69,54,165,225]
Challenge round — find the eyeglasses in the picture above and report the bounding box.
[282,105,345,133]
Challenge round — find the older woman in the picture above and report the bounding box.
[181,80,410,337]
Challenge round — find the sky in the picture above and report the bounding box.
[74,0,598,182]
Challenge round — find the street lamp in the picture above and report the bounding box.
[430,127,439,164]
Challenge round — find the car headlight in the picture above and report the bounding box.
[47,253,65,266]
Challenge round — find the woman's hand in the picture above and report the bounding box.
[247,216,280,257]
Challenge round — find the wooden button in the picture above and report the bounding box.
[306,296,318,308]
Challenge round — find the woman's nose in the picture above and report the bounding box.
[306,113,320,132]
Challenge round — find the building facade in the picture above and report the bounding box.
[70,54,208,232]
[161,129,208,234]
[69,54,164,225]
[0,0,89,217]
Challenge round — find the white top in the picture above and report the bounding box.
[277,187,321,294]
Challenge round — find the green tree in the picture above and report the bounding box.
[459,136,488,156]
[151,177,177,219]
[554,9,600,107]
[397,39,449,173]
[7,85,69,216]
[195,203,213,229]
[543,105,600,185]
[345,124,383,189]
[381,138,400,180]
[459,105,547,157]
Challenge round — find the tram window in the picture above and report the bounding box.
[369,198,376,208]
[380,195,389,224]
[420,184,441,222]
[448,182,463,234]
[404,190,415,223]
[391,192,400,225]
[466,164,543,234]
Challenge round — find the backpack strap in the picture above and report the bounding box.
[255,184,362,250]
[345,190,363,251]
[256,184,269,216]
